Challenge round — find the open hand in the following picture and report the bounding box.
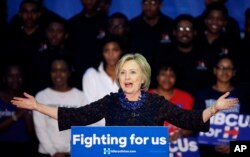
[11,92,38,110]
[214,92,239,111]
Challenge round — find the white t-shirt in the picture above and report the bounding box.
[34,87,86,156]
[82,62,119,126]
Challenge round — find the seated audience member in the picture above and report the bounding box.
[7,0,46,94]
[196,2,240,61]
[0,63,37,157]
[149,64,194,141]
[67,0,108,89]
[34,55,86,157]
[8,0,45,57]
[159,14,213,95]
[107,12,130,52]
[195,56,250,157]
[33,18,69,93]
[9,0,63,30]
[38,18,68,53]
[82,36,124,126]
[129,0,174,87]
[196,0,241,41]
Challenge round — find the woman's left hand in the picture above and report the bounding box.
[215,92,239,111]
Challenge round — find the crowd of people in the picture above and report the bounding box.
[0,0,250,157]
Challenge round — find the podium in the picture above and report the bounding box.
[71,126,169,157]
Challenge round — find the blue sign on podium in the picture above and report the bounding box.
[71,126,169,157]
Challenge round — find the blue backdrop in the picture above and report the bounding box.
[7,0,250,31]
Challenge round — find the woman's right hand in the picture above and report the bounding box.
[11,92,38,110]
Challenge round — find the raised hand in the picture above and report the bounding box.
[214,92,239,112]
[11,92,38,110]
[203,92,239,122]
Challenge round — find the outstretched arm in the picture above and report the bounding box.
[11,92,58,120]
[160,91,239,131]
[202,92,238,123]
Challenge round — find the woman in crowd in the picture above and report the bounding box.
[195,56,250,157]
[149,64,194,141]
[82,36,124,126]
[33,55,86,157]
[0,63,37,157]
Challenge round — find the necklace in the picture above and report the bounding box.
[118,89,147,110]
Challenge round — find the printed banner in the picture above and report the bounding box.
[169,137,200,157]
[198,112,250,145]
[71,126,169,157]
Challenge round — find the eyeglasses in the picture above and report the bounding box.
[176,26,193,32]
[216,66,234,72]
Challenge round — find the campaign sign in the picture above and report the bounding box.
[198,113,250,145]
[169,137,200,157]
[71,126,169,157]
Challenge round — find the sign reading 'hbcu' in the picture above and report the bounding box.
[198,113,250,145]
[71,126,169,157]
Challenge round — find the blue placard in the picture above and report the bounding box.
[169,137,200,157]
[198,113,250,145]
[71,126,169,157]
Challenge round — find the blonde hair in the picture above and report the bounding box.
[115,53,151,91]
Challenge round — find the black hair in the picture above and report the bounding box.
[100,35,125,53]
[142,0,163,3]
[100,0,112,4]
[108,12,129,26]
[214,55,236,69]
[0,62,24,90]
[156,63,178,78]
[213,55,237,84]
[33,0,44,6]
[96,35,124,70]
[47,54,74,87]
[48,53,73,73]
[174,14,196,30]
[2,63,23,78]
[155,63,180,87]
[19,0,41,11]
[204,2,228,19]
[46,17,68,32]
